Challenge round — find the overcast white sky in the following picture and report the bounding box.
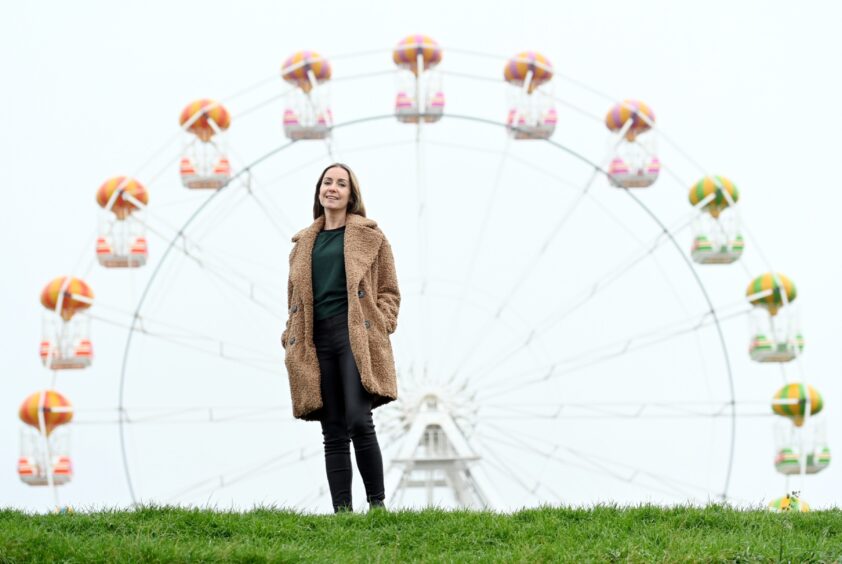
[2,1,841,513]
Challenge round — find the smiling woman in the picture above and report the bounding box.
[282,162,401,513]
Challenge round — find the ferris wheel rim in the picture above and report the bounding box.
[115,110,737,508]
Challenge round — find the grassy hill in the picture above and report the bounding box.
[1,504,840,562]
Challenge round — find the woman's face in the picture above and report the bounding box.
[319,166,351,213]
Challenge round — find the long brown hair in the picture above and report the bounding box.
[312,163,366,219]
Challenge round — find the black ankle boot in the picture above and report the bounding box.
[334,503,353,514]
[368,498,387,511]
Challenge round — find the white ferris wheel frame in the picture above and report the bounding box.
[112,107,740,508]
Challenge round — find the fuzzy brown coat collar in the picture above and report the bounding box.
[290,213,384,299]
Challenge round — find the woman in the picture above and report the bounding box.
[281,163,400,513]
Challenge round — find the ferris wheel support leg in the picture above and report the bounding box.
[426,469,434,507]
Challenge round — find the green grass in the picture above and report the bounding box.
[1,504,840,563]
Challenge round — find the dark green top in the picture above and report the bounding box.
[312,225,348,321]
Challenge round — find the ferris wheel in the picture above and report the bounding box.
[18,36,830,513]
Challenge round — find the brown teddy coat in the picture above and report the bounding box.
[281,213,400,421]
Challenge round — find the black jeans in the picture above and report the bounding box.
[313,311,385,512]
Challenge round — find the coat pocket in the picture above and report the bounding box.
[375,306,395,335]
[370,305,392,337]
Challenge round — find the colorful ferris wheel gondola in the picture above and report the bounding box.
[393,34,444,124]
[178,99,232,190]
[39,277,94,370]
[17,391,74,487]
[768,494,810,512]
[95,176,149,268]
[604,100,660,189]
[746,273,802,363]
[689,175,743,264]
[504,51,556,140]
[281,51,333,140]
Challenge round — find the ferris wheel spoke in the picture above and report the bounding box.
[92,300,281,362]
[142,211,287,285]
[260,138,417,186]
[396,280,535,390]
[185,181,255,241]
[476,426,704,501]
[427,135,699,335]
[332,68,398,82]
[530,205,697,330]
[436,135,512,376]
[492,423,713,499]
[455,208,699,387]
[475,303,749,401]
[231,87,295,122]
[419,138,702,394]
[292,483,330,512]
[139,189,289,285]
[499,295,747,383]
[189,256,286,321]
[71,404,295,425]
[71,230,101,280]
[475,399,771,421]
[509,165,598,283]
[224,148,299,238]
[373,408,406,440]
[143,208,289,320]
[439,69,601,125]
[164,445,322,504]
[244,188,293,240]
[423,139,583,193]
[141,150,186,189]
[376,421,407,445]
[470,434,554,505]
[737,221,778,275]
[379,427,414,463]
[636,142,693,192]
[222,74,280,103]
[545,92,605,124]
[89,313,282,377]
[448,169,598,382]
[392,340,417,388]
[426,133,695,388]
